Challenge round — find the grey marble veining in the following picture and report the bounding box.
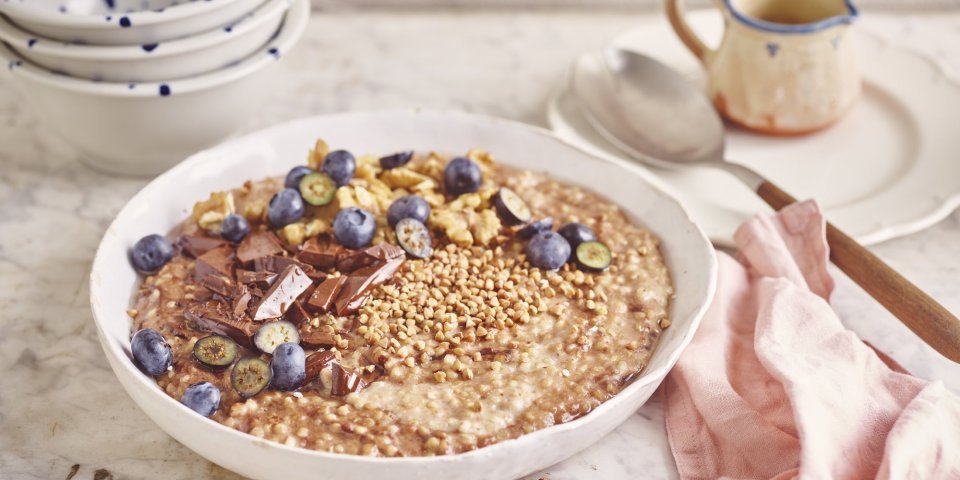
[1,8,960,480]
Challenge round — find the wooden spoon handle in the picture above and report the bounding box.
[757,180,960,363]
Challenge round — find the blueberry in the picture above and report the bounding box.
[220,214,250,243]
[443,157,482,196]
[322,150,356,187]
[387,195,431,227]
[518,217,553,239]
[267,188,305,228]
[270,342,305,391]
[525,231,571,271]
[557,222,596,250]
[379,150,413,170]
[130,234,173,275]
[180,382,220,417]
[131,328,172,376]
[284,165,313,190]
[333,207,376,249]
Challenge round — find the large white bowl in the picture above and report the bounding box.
[0,0,309,176]
[0,0,292,82]
[89,110,717,480]
[0,0,267,45]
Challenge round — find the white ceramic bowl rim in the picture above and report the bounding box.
[0,0,291,60]
[0,0,308,96]
[89,109,718,466]
[0,0,252,28]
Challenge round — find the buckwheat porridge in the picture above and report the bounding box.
[126,140,673,457]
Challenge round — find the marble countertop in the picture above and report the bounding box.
[3,6,960,480]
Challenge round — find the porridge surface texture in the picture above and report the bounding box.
[131,149,673,457]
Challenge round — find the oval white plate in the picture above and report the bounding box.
[548,11,960,247]
[90,110,716,480]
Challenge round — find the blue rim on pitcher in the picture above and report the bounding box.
[722,0,858,34]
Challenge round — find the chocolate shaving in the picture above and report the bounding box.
[177,235,227,258]
[237,230,284,264]
[183,300,257,348]
[195,245,236,279]
[307,276,347,313]
[297,239,344,269]
[300,329,337,349]
[333,258,405,316]
[330,362,366,396]
[252,265,313,321]
[304,351,336,383]
[237,269,278,288]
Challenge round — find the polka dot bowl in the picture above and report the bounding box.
[0,0,267,45]
[0,0,309,176]
[0,0,291,82]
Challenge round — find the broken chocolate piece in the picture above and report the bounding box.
[336,243,405,273]
[285,300,313,326]
[177,235,227,258]
[236,269,278,288]
[254,255,309,274]
[253,265,313,321]
[333,258,405,316]
[297,239,344,269]
[300,329,337,349]
[195,245,236,279]
[307,276,347,313]
[200,274,237,297]
[237,230,284,264]
[232,286,252,318]
[330,362,365,396]
[184,300,257,348]
[304,350,336,383]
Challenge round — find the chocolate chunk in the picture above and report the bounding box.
[297,239,344,269]
[307,276,347,313]
[336,243,405,273]
[305,270,327,282]
[253,265,314,321]
[285,300,313,326]
[184,300,257,348]
[333,258,404,316]
[232,286,252,318]
[300,329,337,349]
[237,269,278,288]
[304,350,336,383]
[195,245,236,279]
[199,274,237,297]
[254,255,309,274]
[330,362,365,396]
[177,235,227,258]
[237,230,284,264]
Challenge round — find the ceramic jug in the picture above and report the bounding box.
[666,0,860,135]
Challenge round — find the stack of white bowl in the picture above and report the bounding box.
[0,0,310,175]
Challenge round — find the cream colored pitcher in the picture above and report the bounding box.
[666,0,860,135]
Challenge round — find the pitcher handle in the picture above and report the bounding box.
[665,0,716,64]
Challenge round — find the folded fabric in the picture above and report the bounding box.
[664,200,960,479]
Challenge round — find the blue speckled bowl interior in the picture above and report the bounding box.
[2,0,206,16]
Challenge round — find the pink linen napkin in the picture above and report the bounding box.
[664,200,960,480]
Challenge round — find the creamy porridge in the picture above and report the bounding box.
[126,141,673,457]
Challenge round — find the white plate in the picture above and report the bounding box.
[89,110,716,480]
[548,11,960,247]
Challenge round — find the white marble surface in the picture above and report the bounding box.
[2,7,960,480]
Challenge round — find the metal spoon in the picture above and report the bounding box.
[572,47,960,363]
